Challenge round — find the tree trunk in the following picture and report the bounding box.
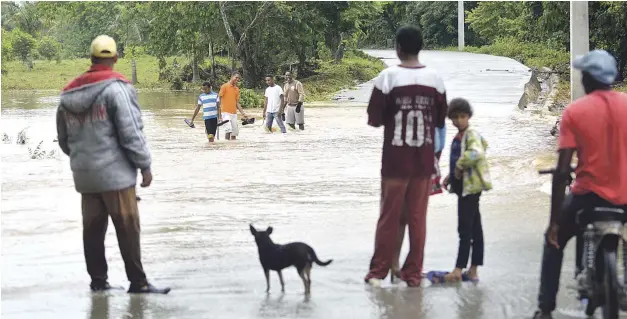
[158,57,167,81]
[334,42,345,63]
[210,38,217,80]
[131,59,137,84]
[192,53,199,83]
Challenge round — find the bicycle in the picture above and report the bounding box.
[539,168,627,319]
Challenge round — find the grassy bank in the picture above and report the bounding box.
[1,51,386,105]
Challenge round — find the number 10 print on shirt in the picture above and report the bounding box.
[366,65,447,178]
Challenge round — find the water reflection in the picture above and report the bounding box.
[88,294,110,319]
[257,293,313,319]
[368,287,426,319]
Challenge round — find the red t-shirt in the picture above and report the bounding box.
[558,90,627,205]
[367,65,447,178]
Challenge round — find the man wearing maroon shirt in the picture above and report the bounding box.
[364,26,448,287]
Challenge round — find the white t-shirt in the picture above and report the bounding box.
[264,85,284,113]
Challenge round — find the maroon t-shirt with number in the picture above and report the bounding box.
[367,65,447,178]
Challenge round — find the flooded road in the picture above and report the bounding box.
[1,50,612,319]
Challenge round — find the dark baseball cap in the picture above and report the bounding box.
[573,49,618,85]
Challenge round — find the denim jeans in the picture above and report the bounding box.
[266,112,286,133]
[537,192,627,312]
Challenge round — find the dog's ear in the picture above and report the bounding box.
[249,224,257,236]
[267,226,273,235]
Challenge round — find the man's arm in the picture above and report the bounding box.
[550,109,577,225]
[56,107,70,156]
[297,81,305,103]
[109,82,151,173]
[263,96,268,115]
[236,102,247,116]
[278,94,285,114]
[550,149,575,224]
[435,125,446,160]
[235,89,247,117]
[190,100,201,123]
[367,74,386,127]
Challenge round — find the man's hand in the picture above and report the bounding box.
[454,167,463,179]
[442,175,450,190]
[546,223,560,249]
[296,102,302,113]
[141,170,152,187]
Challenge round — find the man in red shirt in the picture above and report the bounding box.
[533,50,627,318]
[364,26,448,287]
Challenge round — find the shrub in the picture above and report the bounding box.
[239,88,264,109]
[2,28,13,61]
[11,28,36,64]
[37,36,61,61]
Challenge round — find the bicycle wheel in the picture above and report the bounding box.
[603,243,619,319]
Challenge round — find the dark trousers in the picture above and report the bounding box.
[81,186,147,285]
[454,193,484,269]
[537,192,627,312]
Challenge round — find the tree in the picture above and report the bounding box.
[11,28,36,67]
[466,2,530,43]
[2,28,14,61]
[590,1,627,81]
[37,36,60,61]
[109,2,150,84]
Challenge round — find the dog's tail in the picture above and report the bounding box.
[309,247,333,266]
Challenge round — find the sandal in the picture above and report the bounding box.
[461,271,479,283]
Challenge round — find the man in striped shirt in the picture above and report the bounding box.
[190,81,219,143]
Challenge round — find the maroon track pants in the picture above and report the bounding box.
[365,177,431,286]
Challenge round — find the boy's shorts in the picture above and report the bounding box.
[204,118,217,138]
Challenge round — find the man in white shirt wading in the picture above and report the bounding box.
[263,75,287,133]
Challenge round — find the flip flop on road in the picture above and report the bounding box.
[426,271,449,284]
[461,271,479,283]
[184,119,195,128]
[426,270,477,284]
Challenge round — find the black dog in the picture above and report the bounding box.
[249,224,332,294]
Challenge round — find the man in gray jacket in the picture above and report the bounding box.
[56,35,169,294]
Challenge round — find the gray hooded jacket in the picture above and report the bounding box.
[56,78,151,193]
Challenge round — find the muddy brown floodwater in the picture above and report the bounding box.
[2,50,621,319]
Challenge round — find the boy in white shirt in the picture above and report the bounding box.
[263,75,287,133]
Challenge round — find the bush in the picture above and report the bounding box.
[37,36,61,61]
[239,88,264,109]
[11,28,36,64]
[2,29,13,61]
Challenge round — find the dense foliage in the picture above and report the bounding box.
[2,1,626,87]
[360,1,627,81]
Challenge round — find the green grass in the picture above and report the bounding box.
[302,51,386,102]
[1,55,177,90]
[2,51,386,103]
